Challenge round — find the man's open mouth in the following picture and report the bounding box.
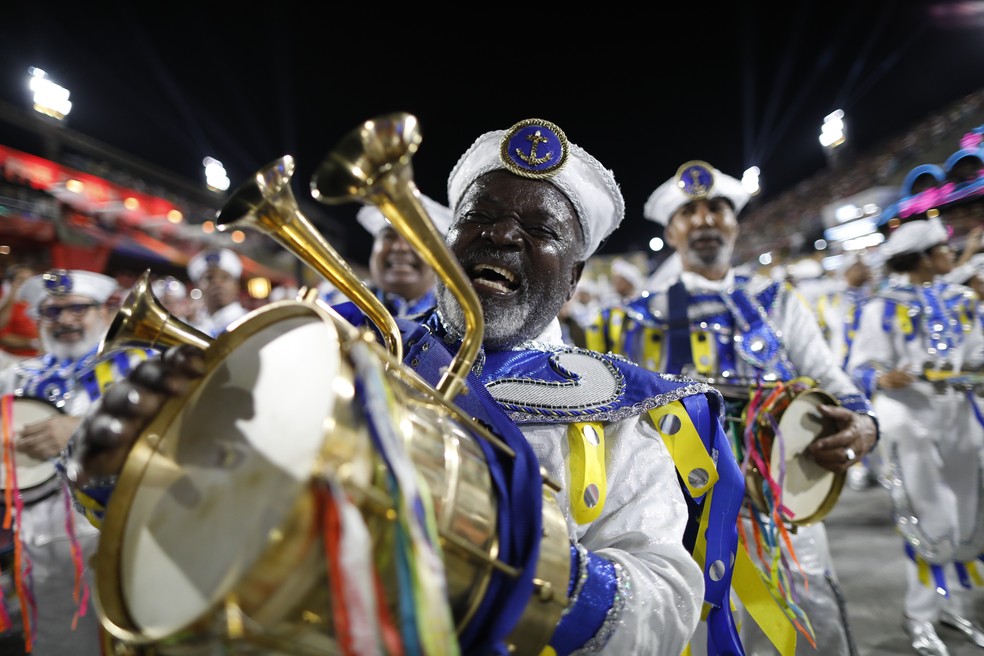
[468,263,520,295]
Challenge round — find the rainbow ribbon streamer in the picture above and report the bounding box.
[349,343,458,656]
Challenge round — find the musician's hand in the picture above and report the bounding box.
[71,345,206,487]
[878,368,915,389]
[16,415,82,460]
[806,406,878,474]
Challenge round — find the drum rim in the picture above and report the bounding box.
[1,396,64,492]
[773,388,846,526]
[94,299,342,643]
[743,384,847,527]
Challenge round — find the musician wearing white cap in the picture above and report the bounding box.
[186,247,248,337]
[601,160,879,655]
[416,119,754,655]
[848,217,984,656]
[0,268,150,655]
[327,195,452,317]
[65,119,754,655]
[815,251,881,491]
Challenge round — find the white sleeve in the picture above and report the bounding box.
[525,414,703,655]
[779,286,863,400]
[845,297,895,375]
[588,414,703,655]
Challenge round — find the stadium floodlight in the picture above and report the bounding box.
[203,156,230,192]
[28,67,72,121]
[819,110,846,149]
[742,166,761,195]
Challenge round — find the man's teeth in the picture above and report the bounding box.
[479,265,516,283]
[479,279,512,293]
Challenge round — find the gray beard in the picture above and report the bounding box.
[41,329,104,362]
[436,284,549,349]
[685,243,734,270]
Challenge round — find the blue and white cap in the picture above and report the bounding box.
[18,268,118,316]
[188,248,243,283]
[447,118,625,258]
[643,160,750,227]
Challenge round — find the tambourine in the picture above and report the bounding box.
[0,395,63,505]
[741,382,845,526]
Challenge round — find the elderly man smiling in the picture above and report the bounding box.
[65,119,754,655]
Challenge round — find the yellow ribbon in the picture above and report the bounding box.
[567,422,606,524]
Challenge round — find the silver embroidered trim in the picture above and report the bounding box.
[486,350,624,411]
[572,561,627,655]
[562,542,591,615]
[503,381,717,424]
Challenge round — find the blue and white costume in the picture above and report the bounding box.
[0,269,150,656]
[614,268,874,656]
[848,270,984,627]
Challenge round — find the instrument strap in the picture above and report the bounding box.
[399,319,545,655]
[666,281,693,375]
[648,398,754,655]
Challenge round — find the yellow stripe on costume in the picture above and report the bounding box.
[647,402,717,497]
[73,491,105,530]
[607,308,626,354]
[896,303,914,337]
[690,330,715,377]
[969,561,984,586]
[640,326,664,370]
[93,359,116,394]
[567,422,606,524]
[917,558,931,587]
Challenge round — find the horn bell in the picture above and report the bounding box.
[98,270,212,357]
[215,155,403,361]
[311,112,484,403]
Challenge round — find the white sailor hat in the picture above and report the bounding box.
[188,248,243,283]
[610,257,645,289]
[447,118,625,258]
[643,160,751,227]
[18,269,118,317]
[879,217,949,259]
[356,194,453,237]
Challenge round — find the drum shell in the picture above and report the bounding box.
[93,301,569,655]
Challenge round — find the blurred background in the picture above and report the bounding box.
[1,0,983,314]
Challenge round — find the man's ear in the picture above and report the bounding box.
[663,221,681,251]
[566,261,586,302]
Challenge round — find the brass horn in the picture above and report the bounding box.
[97,269,212,357]
[215,155,403,361]
[311,112,484,403]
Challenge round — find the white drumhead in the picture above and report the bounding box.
[121,312,341,636]
[0,398,60,490]
[771,390,838,523]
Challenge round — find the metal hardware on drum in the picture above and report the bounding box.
[215,154,404,362]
